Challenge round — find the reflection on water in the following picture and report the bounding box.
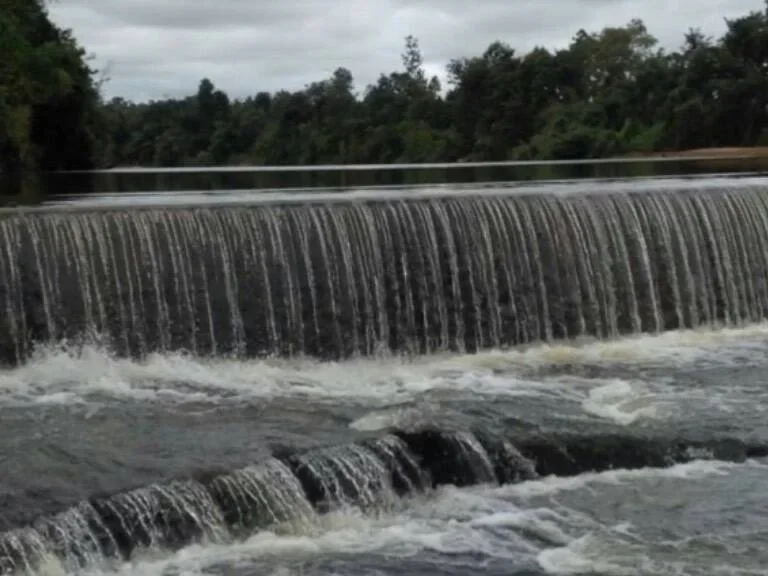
[2,156,768,206]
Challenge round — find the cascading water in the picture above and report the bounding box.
[4,178,768,576]
[1,426,762,575]
[3,182,768,364]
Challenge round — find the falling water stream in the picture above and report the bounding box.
[1,177,768,575]
[2,179,768,363]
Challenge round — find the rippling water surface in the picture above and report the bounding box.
[3,175,768,575]
[1,322,767,575]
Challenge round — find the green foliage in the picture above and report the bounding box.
[8,1,768,172]
[0,0,101,178]
[97,3,768,166]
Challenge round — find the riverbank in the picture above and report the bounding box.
[628,146,768,159]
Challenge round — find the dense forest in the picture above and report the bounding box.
[0,0,100,178]
[4,1,768,172]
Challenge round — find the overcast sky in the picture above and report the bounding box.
[48,0,764,102]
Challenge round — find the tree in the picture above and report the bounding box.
[0,0,100,180]
[74,3,768,169]
[402,35,425,82]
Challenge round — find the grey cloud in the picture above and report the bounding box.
[55,0,319,30]
[48,0,766,101]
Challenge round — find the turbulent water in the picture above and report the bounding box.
[4,176,768,362]
[1,176,768,575]
[2,325,768,575]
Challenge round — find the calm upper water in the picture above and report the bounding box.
[3,155,768,205]
[0,166,767,576]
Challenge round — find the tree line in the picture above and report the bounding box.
[4,0,768,175]
[0,0,101,178]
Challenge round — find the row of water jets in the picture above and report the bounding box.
[1,185,768,362]
[3,426,763,576]
[0,432,505,575]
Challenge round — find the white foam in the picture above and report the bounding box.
[581,379,659,425]
[76,507,532,576]
[485,459,749,499]
[65,458,761,576]
[349,405,432,431]
[2,322,768,407]
[537,534,634,575]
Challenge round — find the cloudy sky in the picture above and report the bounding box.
[49,0,764,102]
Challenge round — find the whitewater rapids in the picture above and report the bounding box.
[1,324,767,575]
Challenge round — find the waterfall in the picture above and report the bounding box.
[0,426,764,575]
[2,182,768,363]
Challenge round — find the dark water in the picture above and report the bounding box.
[3,155,768,203]
[2,326,768,575]
[1,173,768,575]
[5,175,768,364]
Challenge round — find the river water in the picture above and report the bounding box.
[1,323,767,575]
[1,175,767,575]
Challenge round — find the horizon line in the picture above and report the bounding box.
[57,154,762,175]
